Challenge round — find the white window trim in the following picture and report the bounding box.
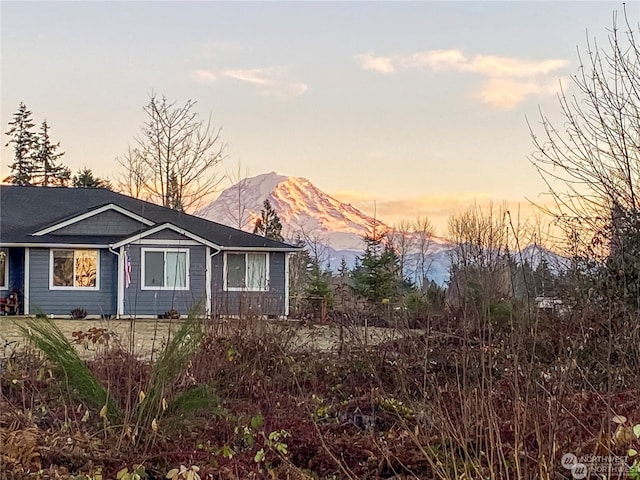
[49,249,100,291]
[141,247,190,291]
[223,252,270,292]
[0,249,8,290]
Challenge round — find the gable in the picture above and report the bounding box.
[32,203,154,237]
[51,209,152,236]
[144,229,194,242]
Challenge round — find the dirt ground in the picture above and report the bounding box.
[0,316,418,360]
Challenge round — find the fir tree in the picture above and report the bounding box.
[305,260,334,307]
[31,120,70,186]
[5,102,36,185]
[72,167,112,189]
[253,199,283,241]
[351,234,407,303]
[338,257,349,280]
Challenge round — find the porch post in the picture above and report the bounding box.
[205,246,212,318]
[23,248,30,315]
[117,246,124,318]
[284,251,290,318]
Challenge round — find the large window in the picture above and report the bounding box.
[142,248,189,290]
[50,249,99,289]
[0,250,7,290]
[225,252,268,291]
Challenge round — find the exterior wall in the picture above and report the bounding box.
[144,230,192,241]
[28,248,117,316]
[54,210,146,236]
[211,251,286,317]
[123,244,207,317]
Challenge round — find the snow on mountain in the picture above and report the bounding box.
[196,172,387,251]
[517,244,570,274]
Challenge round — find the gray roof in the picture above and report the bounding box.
[0,185,296,250]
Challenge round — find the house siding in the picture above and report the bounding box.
[28,248,117,316]
[144,230,193,241]
[123,244,207,317]
[211,251,286,316]
[53,210,146,236]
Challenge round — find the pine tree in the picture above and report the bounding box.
[72,167,112,189]
[5,102,37,185]
[305,260,334,307]
[31,120,70,186]
[338,257,349,280]
[253,199,283,241]
[351,234,407,303]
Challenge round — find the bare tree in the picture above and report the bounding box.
[528,9,640,256]
[413,216,435,287]
[386,220,412,281]
[447,203,513,305]
[223,161,253,231]
[123,93,226,211]
[115,145,148,200]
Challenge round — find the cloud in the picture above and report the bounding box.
[191,66,307,98]
[477,76,565,110]
[354,53,396,74]
[464,55,568,78]
[403,49,468,71]
[330,190,552,236]
[354,48,568,108]
[191,69,217,83]
[224,68,272,86]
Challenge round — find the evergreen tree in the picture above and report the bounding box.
[72,167,112,189]
[5,102,36,185]
[305,260,334,307]
[31,120,70,186]
[338,257,349,280]
[253,199,283,241]
[351,234,407,303]
[288,235,312,305]
[166,169,183,211]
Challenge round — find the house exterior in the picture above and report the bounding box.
[0,186,298,318]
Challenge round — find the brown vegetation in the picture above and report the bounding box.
[1,301,639,479]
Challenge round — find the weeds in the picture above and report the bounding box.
[2,303,640,479]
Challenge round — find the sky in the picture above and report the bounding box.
[2,1,638,235]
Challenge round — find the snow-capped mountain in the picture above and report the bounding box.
[197,172,386,251]
[196,172,454,283]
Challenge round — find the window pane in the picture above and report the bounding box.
[75,250,98,287]
[227,254,245,288]
[166,251,187,288]
[144,251,165,287]
[0,251,6,288]
[247,253,266,290]
[53,250,74,286]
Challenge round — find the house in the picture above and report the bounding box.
[0,185,299,319]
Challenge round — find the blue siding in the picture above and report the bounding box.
[145,230,192,241]
[211,252,286,316]
[29,248,117,316]
[123,244,207,317]
[54,210,147,236]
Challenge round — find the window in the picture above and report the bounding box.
[225,252,269,291]
[50,249,99,289]
[0,250,7,290]
[142,248,189,290]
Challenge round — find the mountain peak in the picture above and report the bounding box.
[196,172,383,251]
